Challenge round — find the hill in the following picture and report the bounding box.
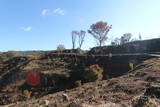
[1,57,160,107]
[0,39,160,106]
[88,38,160,55]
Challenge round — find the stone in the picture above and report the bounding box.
[62,93,70,101]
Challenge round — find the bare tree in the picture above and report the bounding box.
[120,33,132,45]
[57,44,65,52]
[111,37,121,45]
[71,31,78,49]
[88,21,112,47]
[78,30,86,49]
[138,33,142,40]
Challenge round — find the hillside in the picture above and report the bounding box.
[1,57,160,107]
[88,38,160,55]
[0,46,160,106]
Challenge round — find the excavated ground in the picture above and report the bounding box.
[1,58,160,107]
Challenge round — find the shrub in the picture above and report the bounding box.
[70,64,104,83]
[83,64,104,82]
[23,90,32,100]
[74,80,82,87]
[89,64,104,73]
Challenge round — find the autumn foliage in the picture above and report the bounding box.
[88,21,112,47]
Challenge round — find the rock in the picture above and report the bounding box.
[62,93,70,101]
[45,100,50,106]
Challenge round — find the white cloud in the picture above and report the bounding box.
[41,9,50,16]
[53,8,65,15]
[41,8,65,16]
[20,26,32,32]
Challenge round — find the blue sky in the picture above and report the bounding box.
[0,0,160,51]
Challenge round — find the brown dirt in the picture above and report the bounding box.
[1,58,160,107]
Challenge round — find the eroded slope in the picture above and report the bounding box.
[4,58,160,107]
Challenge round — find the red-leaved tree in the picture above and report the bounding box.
[88,21,112,47]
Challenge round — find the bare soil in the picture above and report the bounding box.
[1,58,160,107]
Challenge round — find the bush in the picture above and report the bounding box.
[74,80,82,87]
[23,90,32,100]
[83,64,104,82]
[70,64,104,83]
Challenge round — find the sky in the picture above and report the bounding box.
[0,0,160,51]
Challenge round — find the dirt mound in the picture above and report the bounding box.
[1,58,160,107]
